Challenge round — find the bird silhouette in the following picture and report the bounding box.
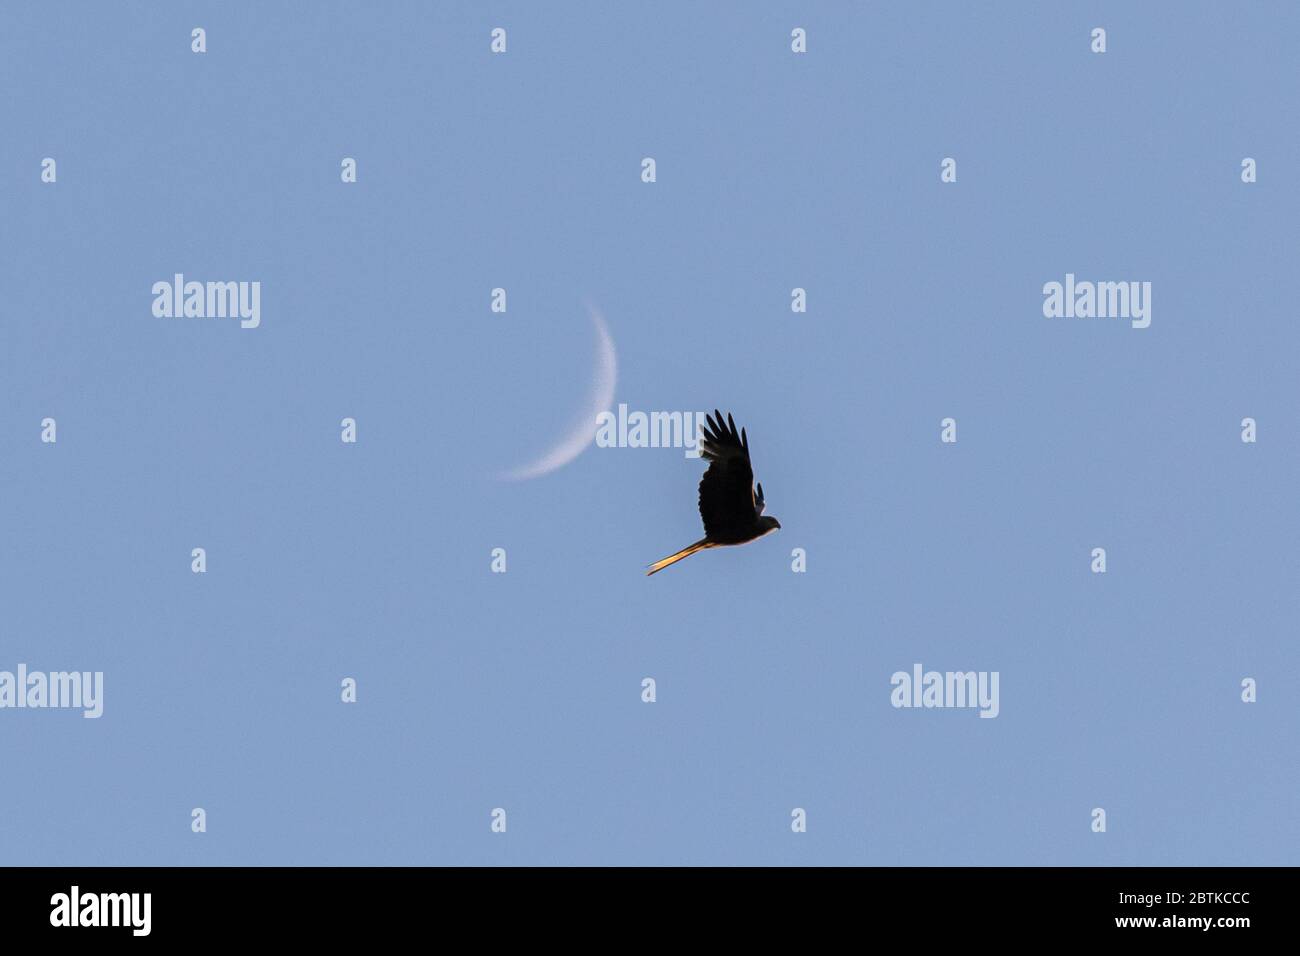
[646,410,781,575]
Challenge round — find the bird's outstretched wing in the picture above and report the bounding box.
[698,410,759,540]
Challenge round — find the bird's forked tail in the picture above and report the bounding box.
[646,539,713,576]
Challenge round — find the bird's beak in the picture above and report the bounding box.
[774,520,782,529]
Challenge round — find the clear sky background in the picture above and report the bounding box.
[1,2,1296,865]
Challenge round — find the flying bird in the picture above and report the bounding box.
[646,410,781,575]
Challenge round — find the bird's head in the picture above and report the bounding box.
[759,515,781,534]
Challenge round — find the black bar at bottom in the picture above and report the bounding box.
[0,866,1280,941]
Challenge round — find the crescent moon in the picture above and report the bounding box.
[502,304,617,481]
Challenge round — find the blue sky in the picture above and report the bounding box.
[0,2,1296,865]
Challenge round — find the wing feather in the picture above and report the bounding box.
[697,410,760,541]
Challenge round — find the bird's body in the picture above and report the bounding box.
[646,410,780,575]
